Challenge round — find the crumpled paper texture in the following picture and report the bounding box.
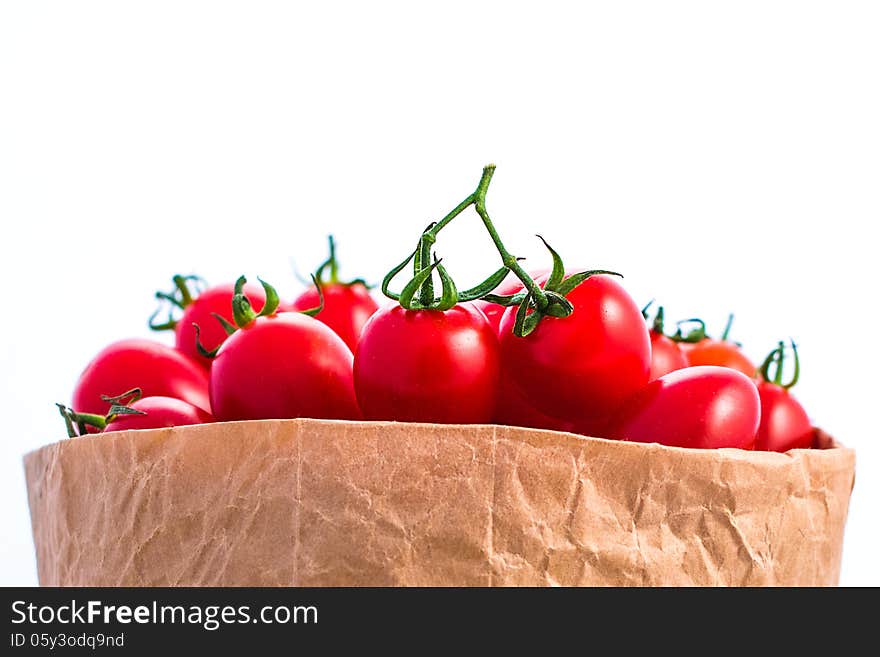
[24,419,854,586]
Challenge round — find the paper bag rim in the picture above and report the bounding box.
[23,417,854,467]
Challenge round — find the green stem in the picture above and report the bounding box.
[411,171,490,307]
[403,167,495,309]
[327,235,338,283]
[417,234,435,307]
[426,195,476,239]
[653,306,666,334]
[759,340,800,390]
[173,275,195,307]
[389,164,550,312]
[787,340,801,390]
[72,411,107,430]
[721,313,734,341]
[470,165,550,310]
[57,403,107,437]
[773,340,785,385]
[672,318,707,343]
[231,276,258,327]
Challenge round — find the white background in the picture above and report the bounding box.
[1,1,877,585]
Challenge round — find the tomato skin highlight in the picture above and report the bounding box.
[176,282,266,368]
[105,396,215,432]
[607,366,761,449]
[685,339,756,377]
[754,382,813,452]
[210,312,361,422]
[497,274,651,432]
[291,282,378,353]
[72,339,211,417]
[649,331,688,380]
[354,303,500,423]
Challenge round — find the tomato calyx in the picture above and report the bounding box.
[56,388,147,437]
[312,235,371,290]
[148,274,207,331]
[759,339,800,390]
[193,275,324,359]
[642,300,672,336]
[670,317,708,343]
[671,313,742,346]
[484,236,620,337]
[230,275,283,327]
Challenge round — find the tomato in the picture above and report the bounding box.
[753,341,813,451]
[685,339,756,377]
[642,304,687,380]
[754,382,812,451]
[497,273,650,434]
[288,236,380,352]
[72,339,211,417]
[674,315,756,376]
[175,282,266,368]
[471,268,572,430]
[650,332,688,380]
[354,303,500,423]
[291,282,378,353]
[210,312,361,422]
[474,269,571,431]
[606,366,760,449]
[493,374,576,433]
[105,396,215,432]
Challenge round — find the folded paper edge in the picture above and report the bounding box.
[21,418,855,469]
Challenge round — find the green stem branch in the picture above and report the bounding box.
[471,165,550,310]
[327,235,338,282]
[426,195,476,239]
[173,275,195,307]
[417,234,435,306]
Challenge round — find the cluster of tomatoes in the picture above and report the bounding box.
[57,169,815,454]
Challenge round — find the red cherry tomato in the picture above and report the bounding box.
[72,339,211,417]
[498,273,650,434]
[685,339,756,377]
[642,304,688,380]
[607,366,760,449]
[754,382,813,451]
[471,268,571,429]
[291,282,378,353]
[354,303,500,423]
[650,331,688,380]
[210,312,360,422]
[493,374,576,433]
[473,269,574,430]
[753,341,813,452]
[176,283,266,368]
[105,396,215,432]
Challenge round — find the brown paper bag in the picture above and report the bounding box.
[24,419,854,586]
